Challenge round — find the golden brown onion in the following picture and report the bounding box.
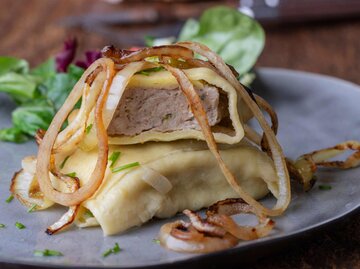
[183,209,226,237]
[46,206,79,235]
[206,199,275,241]
[159,221,239,253]
[289,140,360,190]
[102,45,194,64]
[10,156,54,210]
[176,41,291,217]
[36,58,115,206]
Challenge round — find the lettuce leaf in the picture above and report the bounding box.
[0,57,29,76]
[12,100,55,136]
[0,127,29,143]
[178,6,265,75]
[0,56,84,143]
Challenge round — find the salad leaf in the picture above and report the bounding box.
[178,6,265,75]
[43,64,83,110]
[0,127,29,143]
[0,57,29,76]
[68,64,84,81]
[0,39,88,143]
[12,100,55,136]
[144,35,155,47]
[31,58,56,80]
[0,72,37,104]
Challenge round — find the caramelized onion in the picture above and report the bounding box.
[254,95,278,135]
[183,209,226,237]
[35,129,46,145]
[159,221,239,253]
[289,140,360,191]
[176,41,291,217]
[207,214,274,241]
[243,94,279,153]
[160,199,274,253]
[53,67,105,153]
[46,206,79,235]
[10,156,54,210]
[36,58,115,206]
[206,198,274,240]
[102,45,194,64]
[207,198,252,216]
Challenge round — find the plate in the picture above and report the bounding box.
[0,68,359,268]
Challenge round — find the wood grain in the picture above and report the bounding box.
[0,1,359,268]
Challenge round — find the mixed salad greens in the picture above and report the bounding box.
[0,6,264,143]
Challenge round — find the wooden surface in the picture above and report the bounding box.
[1,0,359,268]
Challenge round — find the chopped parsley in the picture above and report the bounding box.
[136,66,164,76]
[85,123,93,134]
[66,172,77,178]
[59,156,70,169]
[34,249,63,257]
[152,239,160,244]
[319,185,332,190]
[15,222,26,229]
[108,151,121,168]
[5,194,14,203]
[28,204,37,213]
[102,249,113,258]
[0,224,5,228]
[102,242,121,257]
[84,209,94,218]
[111,162,140,173]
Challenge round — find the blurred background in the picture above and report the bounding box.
[1,0,360,84]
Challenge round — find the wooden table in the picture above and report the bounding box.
[1,1,359,268]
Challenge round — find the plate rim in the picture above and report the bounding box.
[1,67,359,269]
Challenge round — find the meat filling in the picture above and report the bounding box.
[107,85,228,136]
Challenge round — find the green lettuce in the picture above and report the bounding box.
[0,57,84,143]
[178,6,265,76]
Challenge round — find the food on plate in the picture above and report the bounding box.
[6,7,360,255]
[10,40,360,253]
[8,41,290,247]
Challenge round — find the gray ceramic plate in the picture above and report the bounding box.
[0,68,359,268]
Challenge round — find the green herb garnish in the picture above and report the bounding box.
[66,172,77,178]
[85,123,93,134]
[144,35,155,47]
[0,224,5,228]
[5,194,14,203]
[84,209,94,218]
[34,249,63,257]
[113,243,121,253]
[28,204,37,213]
[102,243,121,257]
[59,156,70,169]
[136,67,164,76]
[102,249,113,258]
[111,162,140,173]
[109,151,121,168]
[319,185,332,190]
[15,222,26,229]
[152,239,160,244]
